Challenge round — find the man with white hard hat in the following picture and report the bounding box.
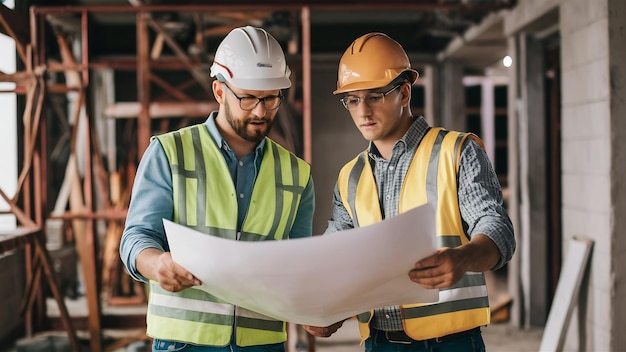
[120,26,315,352]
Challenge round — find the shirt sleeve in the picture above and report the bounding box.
[324,183,355,234]
[458,138,516,270]
[288,175,315,239]
[119,139,173,282]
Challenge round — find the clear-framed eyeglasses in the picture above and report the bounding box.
[222,83,284,111]
[340,84,401,110]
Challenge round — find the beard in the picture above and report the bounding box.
[224,102,275,143]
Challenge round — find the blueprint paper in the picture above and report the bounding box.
[163,203,438,326]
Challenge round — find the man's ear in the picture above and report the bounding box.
[400,83,411,106]
[213,80,225,104]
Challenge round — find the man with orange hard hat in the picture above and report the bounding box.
[304,32,515,352]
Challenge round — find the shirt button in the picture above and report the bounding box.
[386,195,391,200]
[239,193,245,198]
[385,314,391,319]
[239,161,244,167]
[389,166,394,171]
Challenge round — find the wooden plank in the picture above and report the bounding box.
[54,32,82,89]
[0,188,37,228]
[136,12,151,157]
[146,17,212,94]
[539,237,594,352]
[104,101,218,118]
[150,32,164,59]
[0,70,34,83]
[20,251,42,314]
[149,73,194,102]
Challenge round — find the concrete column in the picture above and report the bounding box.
[506,34,522,328]
[527,32,549,328]
[424,64,440,126]
[518,31,549,328]
[609,0,626,347]
[441,61,465,131]
[481,77,496,164]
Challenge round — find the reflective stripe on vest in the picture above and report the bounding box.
[338,128,490,341]
[147,124,310,346]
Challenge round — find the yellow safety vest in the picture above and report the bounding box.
[146,124,311,346]
[337,127,490,342]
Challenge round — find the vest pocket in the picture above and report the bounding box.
[153,339,189,351]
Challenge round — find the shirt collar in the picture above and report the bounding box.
[204,112,266,156]
[367,116,430,159]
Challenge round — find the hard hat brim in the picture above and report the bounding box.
[229,76,292,91]
[333,69,418,95]
[333,80,392,95]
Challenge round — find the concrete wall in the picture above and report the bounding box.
[559,0,613,350]
[507,0,624,349]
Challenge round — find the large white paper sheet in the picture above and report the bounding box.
[164,204,438,326]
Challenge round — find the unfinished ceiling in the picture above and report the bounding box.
[33,0,515,71]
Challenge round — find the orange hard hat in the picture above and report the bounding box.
[334,32,418,95]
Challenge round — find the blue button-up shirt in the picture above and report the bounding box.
[120,112,315,282]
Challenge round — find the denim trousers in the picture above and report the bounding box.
[152,339,285,352]
[364,329,486,352]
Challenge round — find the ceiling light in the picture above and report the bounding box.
[502,55,512,68]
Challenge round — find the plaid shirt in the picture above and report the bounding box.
[325,116,515,331]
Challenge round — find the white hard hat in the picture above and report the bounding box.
[210,26,292,90]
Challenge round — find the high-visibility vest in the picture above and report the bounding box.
[337,127,490,342]
[146,124,311,346]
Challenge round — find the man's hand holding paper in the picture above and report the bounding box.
[164,203,439,326]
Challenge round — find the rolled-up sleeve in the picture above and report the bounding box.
[458,138,515,270]
[325,183,355,234]
[119,139,173,282]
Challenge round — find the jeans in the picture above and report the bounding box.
[152,339,285,352]
[364,329,486,352]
